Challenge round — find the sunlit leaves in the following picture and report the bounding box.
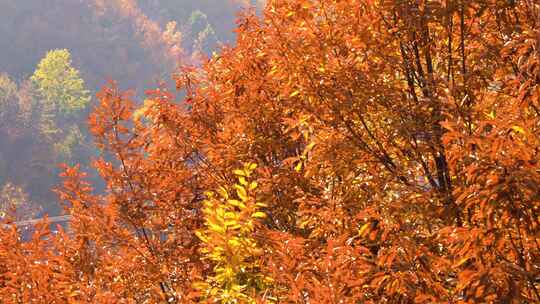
[2,0,540,303]
[195,163,272,303]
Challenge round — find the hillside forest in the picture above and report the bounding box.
[1,0,540,303]
[0,0,256,217]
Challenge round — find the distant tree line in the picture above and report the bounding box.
[0,0,254,216]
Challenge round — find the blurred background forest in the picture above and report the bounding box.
[0,0,259,219]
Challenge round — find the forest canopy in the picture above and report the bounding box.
[1,0,540,303]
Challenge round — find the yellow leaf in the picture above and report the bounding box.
[303,142,316,155]
[192,282,210,290]
[132,99,154,120]
[209,223,225,234]
[224,220,239,228]
[224,212,237,220]
[227,224,241,230]
[233,169,246,176]
[289,90,300,97]
[235,184,248,201]
[268,66,278,76]
[217,187,229,199]
[228,239,241,247]
[251,212,266,219]
[228,199,246,209]
[195,231,208,242]
[299,219,310,229]
[294,162,302,172]
[249,181,258,190]
[455,257,470,267]
[358,223,371,237]
[511,125,526,134]
[132,108,146,121]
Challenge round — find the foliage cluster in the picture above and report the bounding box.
[194,163,273,303]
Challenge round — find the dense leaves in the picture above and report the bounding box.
[195,163,273,302]
[1,0,540,303]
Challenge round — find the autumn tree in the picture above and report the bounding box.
[1,1,539,303]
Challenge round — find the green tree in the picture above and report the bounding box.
[30,49,90,117]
